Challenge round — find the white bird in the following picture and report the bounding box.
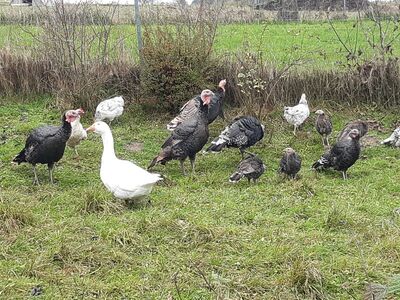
[381,127,400,147]
[67,108,87,156]
[95,96,124,123]
[86,121,162,200]
[283,93,310,136]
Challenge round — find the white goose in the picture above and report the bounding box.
[86,121,162,200]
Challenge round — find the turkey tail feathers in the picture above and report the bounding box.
[13,150,26,164]
[312,157,329,170]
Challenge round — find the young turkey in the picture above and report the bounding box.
[381,127,400,147]
[86,121,162,201]
[315,110,332,147]
[67,108,86,156]
[284,93,310,136]
[13,110,80,185]
[312,128,361,180]
[337,120,368,141]
[166,79,226,131]
[148,90,213,175]
[205,116,264,157]
[229,154,265,183]
[278,148,302,179]
[95,96,124,124]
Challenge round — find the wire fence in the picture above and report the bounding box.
[0,0,399,25]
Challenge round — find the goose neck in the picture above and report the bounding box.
[101,130,116,160]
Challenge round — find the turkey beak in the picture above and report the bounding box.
[86,124,96,132]
[205,94,213,105]
[76,108,85,116]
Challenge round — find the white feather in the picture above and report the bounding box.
[92,121,162,200]
[381,127,400,147]
[283,93,310,127]
[67,116,87,149]
[95,96,125,122]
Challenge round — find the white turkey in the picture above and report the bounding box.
[95,96,124,124]
[229,154,265,183]
[337,120,368,141]
[279,148,302,179]
[166,79,226,131]
[284,93,310,136]
[13,110,80,185]
[312,128,361,180]
[67,108,87,156]
[315,110,332,147]
[205,116,264,157]
[148,90,213,175]
[86,121,162,200]
[381,127,400,147]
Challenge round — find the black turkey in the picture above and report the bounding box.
[312,128,361,180]
[279,148,302,179]
[148,90,213,175]
[337,120,367,141]
[229,154,265,183]
[205,116,264,157]
[315,110,332,147]
[13,110,80,185]
[166,79,226,131]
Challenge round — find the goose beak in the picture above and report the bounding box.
[86,124,95,132]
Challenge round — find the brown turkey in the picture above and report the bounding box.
[315,110,332,147]
[148,90,213,175]
[229,154,265,183]
[279,148,302,179]
[166,79,226,131]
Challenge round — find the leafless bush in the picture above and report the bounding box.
[17,1,137,109]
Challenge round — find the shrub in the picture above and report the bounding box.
[140,2,221,113]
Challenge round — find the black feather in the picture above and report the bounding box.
[13,111,74,183]
[13,114,72,166]
[313,130,361,178]
[206,116,264,154]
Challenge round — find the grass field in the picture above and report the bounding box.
[1,96,400,298]
[1,20,399,68]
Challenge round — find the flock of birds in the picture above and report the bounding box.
[11,80,400,202]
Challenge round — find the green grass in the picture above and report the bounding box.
[0,96,400,298]
[1,20,399,68]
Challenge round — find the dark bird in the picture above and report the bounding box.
[148,90,213,175]
[13,110,80,185]
[205,116,265,157]
[337,120,367,141]
[229,154,265,183]
[312,128,361,180]
[315,109,332,147]
[167,79,226,131]
[279,147,302,179]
